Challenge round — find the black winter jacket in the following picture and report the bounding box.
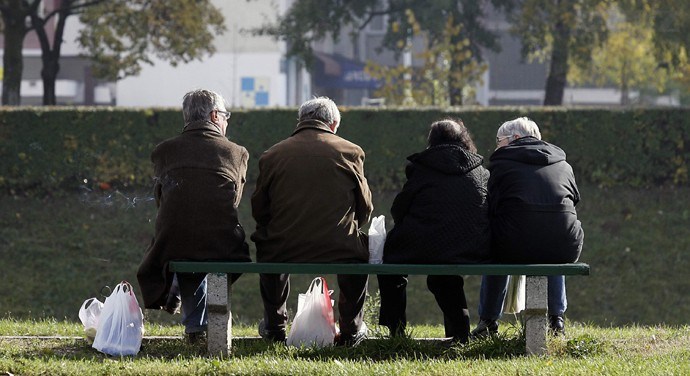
[488,136,584,263]
[383,144,491,264]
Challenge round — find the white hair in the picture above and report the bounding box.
[298,96,341,126]
[496,117,542,140]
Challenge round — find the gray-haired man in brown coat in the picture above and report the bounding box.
[251,96,373,346]
[138,89,251,342]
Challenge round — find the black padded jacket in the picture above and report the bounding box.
[488,136,584,263]
[383,144,491,264]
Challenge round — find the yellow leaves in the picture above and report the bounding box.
[405,9,416,26]
[365,10,485,106]
[568,4,670,97]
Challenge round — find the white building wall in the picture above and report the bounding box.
[116,52,286,108]
[116,0,289,107]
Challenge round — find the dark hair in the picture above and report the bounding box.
[427,118,477,153]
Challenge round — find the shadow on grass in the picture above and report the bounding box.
[3,334,526,363]
[142,334,527,361]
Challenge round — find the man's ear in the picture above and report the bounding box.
[209,110,219,122]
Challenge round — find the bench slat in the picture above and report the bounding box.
[169,261,590,276]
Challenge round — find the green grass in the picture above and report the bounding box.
[0,320,688,375]
[1,183,689,327]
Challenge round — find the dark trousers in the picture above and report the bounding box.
[259,273,368,336]
[378,274,470,341]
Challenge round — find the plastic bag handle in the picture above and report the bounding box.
[100,285,112,298]
[120,281,133,294]
[80,297,98,311]
[307,277,322,294]
[113,281,134,295]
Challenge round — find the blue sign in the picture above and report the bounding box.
[313,53,381,90]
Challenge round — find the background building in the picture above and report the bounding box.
[0,0,679,107]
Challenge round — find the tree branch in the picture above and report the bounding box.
[42,0,105,22]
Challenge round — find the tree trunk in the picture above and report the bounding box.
[449,60,464,106]
[1,5,29,105]
[448,29,464,106]
[543,16,571,105]
[41,55,59,105]
[620,61,630,106]
[31,2,71,106]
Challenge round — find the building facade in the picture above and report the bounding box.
[0,0,679,107]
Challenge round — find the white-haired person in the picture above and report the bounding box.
[471,117,584,337]
[251,96,373,346]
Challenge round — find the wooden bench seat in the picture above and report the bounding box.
[168,261,590,356]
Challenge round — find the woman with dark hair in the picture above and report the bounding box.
[377,118,491,343]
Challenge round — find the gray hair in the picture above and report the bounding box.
[182,89,227,123]
[298,96,341,125]
[496,117,542,140]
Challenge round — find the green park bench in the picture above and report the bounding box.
[168,261,590,356]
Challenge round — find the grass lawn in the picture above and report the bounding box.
[0,319,688,375]
[1,183,689,327]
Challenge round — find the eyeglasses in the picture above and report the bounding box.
[496,135,511,144]
[215,110,231,120]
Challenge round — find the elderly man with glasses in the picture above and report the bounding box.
[138,89,250,343]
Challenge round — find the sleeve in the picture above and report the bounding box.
[352,148,373,228]
[569,167,581,206]
[487,166,500,217]
[390,163,420,224]
[150,148,163,208]
[153,180,162,208]
[234,147,249,208]
[251,154,272,228]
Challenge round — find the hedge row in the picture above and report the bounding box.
[0,107,688,194]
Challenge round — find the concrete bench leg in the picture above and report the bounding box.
[206,273,231,356]
[524,276,547,355]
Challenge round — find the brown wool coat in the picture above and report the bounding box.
[137,120,251,309]
[251,120,373,263]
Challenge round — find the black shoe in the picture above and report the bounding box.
[387,323,406,338]
[258,319,286,342]
[441,335,468,347]
[450,334,469,344]
[185,331,207,344]
[549,315,565,336]
[470,319,499,339]
[335,323,368,347]
[163,293,181,315]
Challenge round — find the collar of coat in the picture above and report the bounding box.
[292,119,335,136]
[182,119,223,135]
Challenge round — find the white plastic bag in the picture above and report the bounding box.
[92,281,145,356]
[503,275,526,314]
[286,277,337,348]
[79,297,104,342]
[368,215,386,264]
